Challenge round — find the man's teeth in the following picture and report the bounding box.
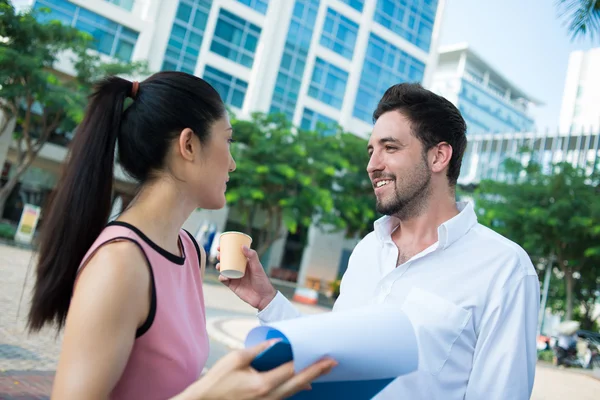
[376,180,392,188]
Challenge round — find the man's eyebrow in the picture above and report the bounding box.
[368,136,401,150]
[379,136,400,145]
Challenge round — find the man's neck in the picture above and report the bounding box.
[391,197,460,255]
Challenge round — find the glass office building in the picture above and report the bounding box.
[26,0,445,288]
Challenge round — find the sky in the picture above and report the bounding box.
[438,0,597,131]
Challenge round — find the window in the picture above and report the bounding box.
[236,0,269,14]
[320,8,359,60]
[104,0,134,11]
[162,0,211,73]
[458,79,534,134]
[339,0,364,12]
[203,66,248,108]
[308,58,348,109]
[270,0,319,119]
[301,108,337,135]
[34,0,139,61]
[353,33,425,122]
[210,9,261,68]
[373,0,438,52]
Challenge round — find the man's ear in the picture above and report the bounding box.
[430,142,453,174]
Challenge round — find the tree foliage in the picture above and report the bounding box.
[556,0,600,41]
[226,112,375,256]
[0,1,147,215]
[476,157,600,323]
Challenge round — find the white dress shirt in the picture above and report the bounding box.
[258,202,540,400]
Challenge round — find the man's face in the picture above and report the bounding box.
[367,111,431,218]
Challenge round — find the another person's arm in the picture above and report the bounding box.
[464,273,540,400]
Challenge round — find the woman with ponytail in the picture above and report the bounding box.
[28,72,335,400]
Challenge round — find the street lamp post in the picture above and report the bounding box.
[538,253,555,337]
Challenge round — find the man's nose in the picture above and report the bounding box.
[367,152,383,174]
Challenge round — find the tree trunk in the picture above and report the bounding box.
[564,270,574,321]
[0,156,35,218]
[256,210,282,257]
[246,204,257,236]
[579,302,595,330]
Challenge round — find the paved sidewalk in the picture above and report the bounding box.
[0,245,59,400]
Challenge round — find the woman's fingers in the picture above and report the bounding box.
[270,359,337,399]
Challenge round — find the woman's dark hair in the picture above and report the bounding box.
[28,71,226,332]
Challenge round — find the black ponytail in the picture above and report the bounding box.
[28,77,131,331]
[28,71,225,332]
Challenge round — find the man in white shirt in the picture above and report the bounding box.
[218,83,540,399]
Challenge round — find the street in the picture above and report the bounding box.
[1,243,599,399]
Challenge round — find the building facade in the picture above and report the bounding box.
[10,0,446,290]
[459,130,600,186]
[430,43,539,135]
[559,47,600,135]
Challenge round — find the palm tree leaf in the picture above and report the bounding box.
[556,0,600,40]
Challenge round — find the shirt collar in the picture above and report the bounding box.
[373,201,478,249]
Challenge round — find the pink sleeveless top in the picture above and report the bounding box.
[78,222,210,400]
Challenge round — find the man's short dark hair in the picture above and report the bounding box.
[373,83,467,186]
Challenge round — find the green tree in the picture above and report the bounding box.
[476,158,600,321]
[226,112,336,256]
[0,1,146,216]
[319,130,377,239]
[226,112,376,257]
[557,0,600,40]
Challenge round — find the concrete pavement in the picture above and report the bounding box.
[2,244,600,399]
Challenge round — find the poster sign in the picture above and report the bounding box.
[15,204,41,244]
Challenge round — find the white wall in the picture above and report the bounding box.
[559,47,600,133]
[297,224,347,287]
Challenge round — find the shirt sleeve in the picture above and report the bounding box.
[464,274,540,400]
[257,291,302,325]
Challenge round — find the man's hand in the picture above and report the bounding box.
[217,245,277,311]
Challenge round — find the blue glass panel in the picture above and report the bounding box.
[210,9,261,68]
[353,33,425,123]
[308,58,348,110]
[33,0,139,61]
[270,0,319,119]
[373,0,438,52]
[339,0,364,12]
[161,0,211,72]
[236,0,269,14]
[319,8,359,60]
[203,65,248,108]
[301,108,337,136]
[458,79,534,134]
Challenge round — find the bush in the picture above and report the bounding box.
[0,223,17,239]
[330,279,341,299]
[537,349,554,363]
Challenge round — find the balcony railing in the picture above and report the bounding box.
[463,72,530,115]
